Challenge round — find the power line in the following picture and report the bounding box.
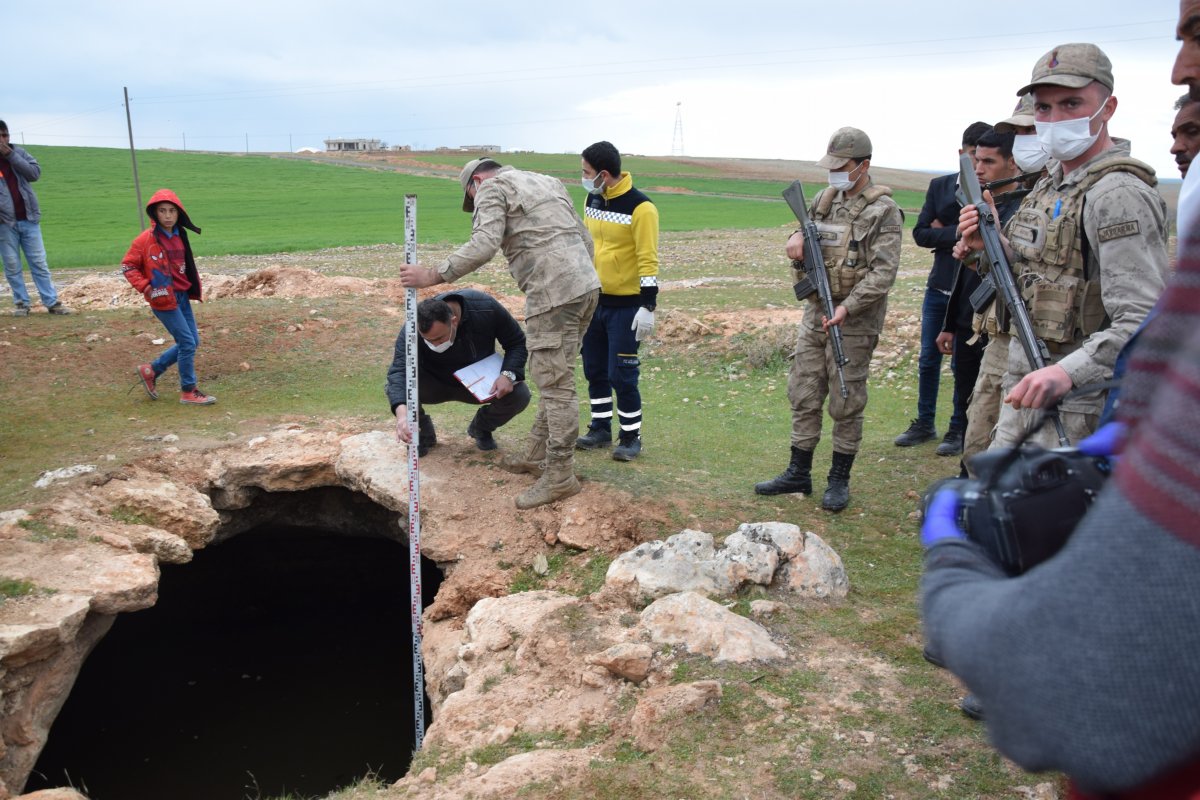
[128,19,1170,106]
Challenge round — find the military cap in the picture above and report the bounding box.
[459,157,501,212]
[995,94,1036,134]
[1017,43,1114,96]
[816,127,872,169]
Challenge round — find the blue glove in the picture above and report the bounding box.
[921,489,967,548]
[1078,421,1127,458]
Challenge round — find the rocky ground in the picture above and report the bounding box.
[0,230,1057,799]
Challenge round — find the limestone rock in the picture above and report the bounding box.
[465,591,578,654]
[0,540,157,616]
[587,643,653,683]
[393,749,594,799]
[605,530,728,600]
[773,529,849,599]
[750,599,790,618]
[334,431,410,511]
[604,522,848,602]
[16,789,91,800]
[640,591,786,663]
[205,428,343,504]
[33,465,95,490]
[630,680,723,751]
[91,476,220,548]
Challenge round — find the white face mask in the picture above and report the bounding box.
[1034,100,1107,162]
[1012,134,1050,172]
[828,161,864,192]
[582,173,605,194]
[422,322,456,353]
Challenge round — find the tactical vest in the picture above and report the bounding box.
[792,185,895,302]
[975,156,1156,346]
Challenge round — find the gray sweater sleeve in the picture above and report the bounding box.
[921,485,1200,793]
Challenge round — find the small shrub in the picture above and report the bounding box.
[727,324,796,371]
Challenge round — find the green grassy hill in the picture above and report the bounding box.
[27,146,925,270]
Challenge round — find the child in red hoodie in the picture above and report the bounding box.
[122,189,215,405]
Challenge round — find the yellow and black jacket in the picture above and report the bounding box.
[583,172,660,309]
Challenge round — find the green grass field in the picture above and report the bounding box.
[26,146,917,270]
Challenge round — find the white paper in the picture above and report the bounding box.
[453,352,504,402]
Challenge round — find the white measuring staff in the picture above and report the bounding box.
[403,193,426,750]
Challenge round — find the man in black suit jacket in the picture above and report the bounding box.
[894,121,992,453]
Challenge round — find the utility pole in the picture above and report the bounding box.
[124,87,145,231]
[245,133,249,154]
[671,102,685,157]
[183,133,187,152]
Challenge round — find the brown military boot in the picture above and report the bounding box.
[499,435,546,477]
[515,458,581,509]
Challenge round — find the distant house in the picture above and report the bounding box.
[434,144,502,153]
[324,138,384,152]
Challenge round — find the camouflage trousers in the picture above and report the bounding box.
[990,334,1102,451]
[963,333,1008,466]
[788,326,878,454]
[525,289,599,462]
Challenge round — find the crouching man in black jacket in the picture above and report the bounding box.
[387,289,530,455]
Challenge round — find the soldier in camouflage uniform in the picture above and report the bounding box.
[754,128,903,512]
[958,44,1169,450]
[400,158,601,509]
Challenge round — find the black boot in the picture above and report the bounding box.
[417,412,437,457]
[754,446,813,495]
[613,432,642,461]
[936,426,965,457]
[822,451,855,512]
[466,409,497,451]
[576,423,612,450]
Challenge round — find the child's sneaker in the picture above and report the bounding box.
[136,363,159,400]
[12,303,29,317]
[180,388,217,405]
[47,302,74,315]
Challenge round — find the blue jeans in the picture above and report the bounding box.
[580,304,642,438]
[0,220,58,308]
[151,292,200,391]
[917,288,950,427]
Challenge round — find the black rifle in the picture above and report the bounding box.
[957,153,1070,446]
[782,180,849,398]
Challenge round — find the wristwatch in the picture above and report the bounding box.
[500,370,517,382]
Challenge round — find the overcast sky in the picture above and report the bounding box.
[8,1,1183,178]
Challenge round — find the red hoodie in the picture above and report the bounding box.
[121,188,202,311]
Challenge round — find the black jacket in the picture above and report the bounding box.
[386,289,527,411]
[913,172,962,293]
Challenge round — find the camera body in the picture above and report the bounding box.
[931,446,1112,575]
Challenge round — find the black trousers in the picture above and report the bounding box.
[417,368,531,433]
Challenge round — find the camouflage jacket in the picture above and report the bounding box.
[1008,140,1169,390]
[802,178,904,336]
[437,166,600,318]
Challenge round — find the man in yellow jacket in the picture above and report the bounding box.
[576,141,660,461]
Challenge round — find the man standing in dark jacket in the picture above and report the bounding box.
[387,289,530,455]
[895,121,991,450]
[0,120,71,316]
[935,127,1024,461]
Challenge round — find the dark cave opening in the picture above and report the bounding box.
[27,490,441,800]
